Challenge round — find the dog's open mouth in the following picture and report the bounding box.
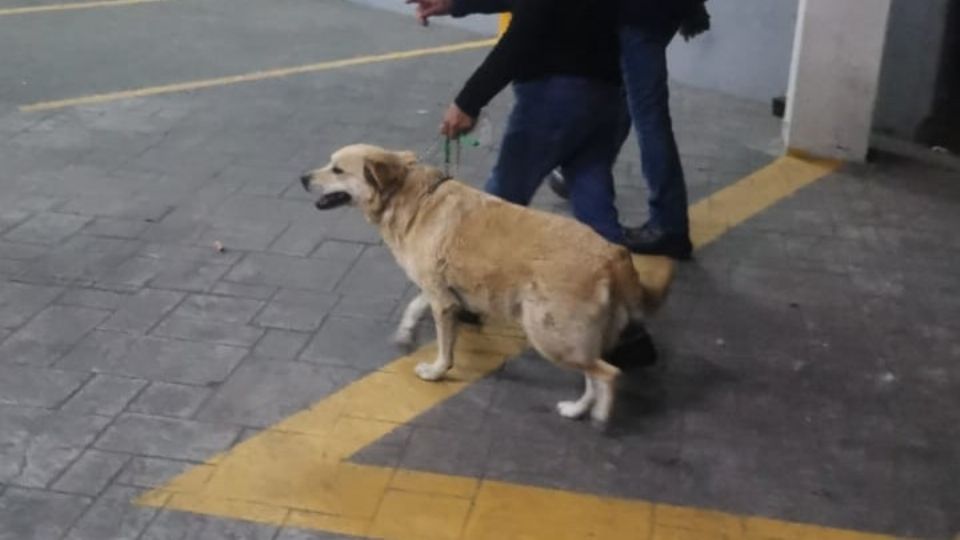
[315,192,352,210]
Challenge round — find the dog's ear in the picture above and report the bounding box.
[362,152,405,193]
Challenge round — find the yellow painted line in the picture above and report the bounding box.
[19,39,497,112]
[689,153,840,248]
[139,156,867,540]
[145,326,527,538]
[0,0,164,17]
[497,12,511,36]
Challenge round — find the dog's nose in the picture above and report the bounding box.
[300,173,312,191]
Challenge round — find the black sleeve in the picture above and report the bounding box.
[453,0,546,117]
[451,0,512,17]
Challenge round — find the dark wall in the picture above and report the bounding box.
[874,0,954,140]
[917,0,960,151]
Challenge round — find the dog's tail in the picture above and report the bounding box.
[602,251,674,371]
[613,251,675,318]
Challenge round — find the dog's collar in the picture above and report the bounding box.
[427,174,453,195]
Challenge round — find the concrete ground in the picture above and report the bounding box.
[1,1,958,539]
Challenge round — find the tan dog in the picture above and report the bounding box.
[301,144,673,423]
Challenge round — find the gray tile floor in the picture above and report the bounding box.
[1,0,958,539]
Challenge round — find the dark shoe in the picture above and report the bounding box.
[624,224,693,260]
[456,310,483,326]
[607,322,657,372]
[546,169,569,200]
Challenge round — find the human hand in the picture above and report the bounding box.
[405,0,453,26]
[440,103,476,138]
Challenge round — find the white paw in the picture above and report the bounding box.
[556,400,588,419]
[414,362,445,381]
[590,406,610,424]
[392,329,414,350]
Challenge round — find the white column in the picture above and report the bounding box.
[784,0,893,161]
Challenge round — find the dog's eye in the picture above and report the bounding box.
[331,166,344,175]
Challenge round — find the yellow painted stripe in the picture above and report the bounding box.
[0,0,164,17]
[689,154,840,248]
[19,39,496,112]
[138,156,864,540]
[497,12,511,36]
[144,327,527,538]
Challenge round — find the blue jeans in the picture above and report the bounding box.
[485,77,631,245]
[620,24,689,236]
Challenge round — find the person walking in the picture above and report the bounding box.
[553,1,711,260]
[416,0,710,259]
[417,0,630,246]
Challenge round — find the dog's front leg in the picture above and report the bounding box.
[414,299,458,381]
[394,293,430,349]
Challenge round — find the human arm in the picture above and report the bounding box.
[406,0,510,25]
[445,0,547,131]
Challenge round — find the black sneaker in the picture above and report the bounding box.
[546,169,569,200]
[624,224,693,260]
[606,322,657,372]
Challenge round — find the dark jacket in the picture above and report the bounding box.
[619,0,706,29]
[453,0,708,30]
[451,0,508,17]
[452,0,621,118]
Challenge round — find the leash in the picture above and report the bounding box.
[417,105,492,177]
[443,136,461,178]
[419,130,481,180]
[420,135,464,178]
[418,136,444,164]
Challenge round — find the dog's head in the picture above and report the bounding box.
[300,144,417,217]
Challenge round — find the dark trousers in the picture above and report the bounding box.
[485,76,630,245]
[619,24,690,235]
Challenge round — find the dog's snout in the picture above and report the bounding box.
[300,173,312,191]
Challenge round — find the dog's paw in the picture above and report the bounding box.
[590,417,614,434]
[392,330,415,351]
[556,400,589,419]
[414,362,445,382]
[589,406,611,425]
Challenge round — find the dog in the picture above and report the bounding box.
[301,144,673,423]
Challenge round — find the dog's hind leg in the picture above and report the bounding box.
[556,375,595,419]
[414,297,459,381]
[585,359,620,424]
[394,293,430,349]
[520,301,615,422]
[553,361,619,423]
